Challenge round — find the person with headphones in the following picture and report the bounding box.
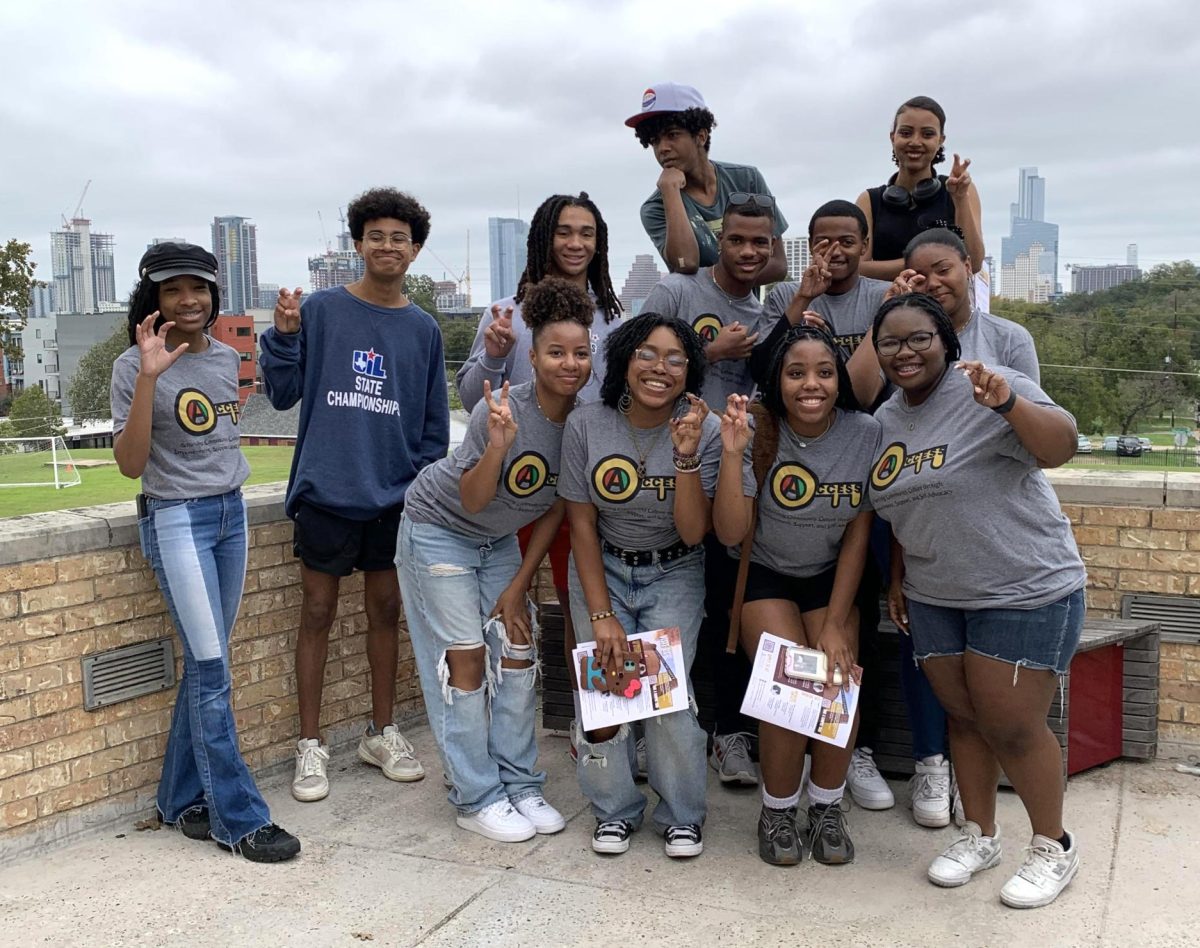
[855,96,984,282]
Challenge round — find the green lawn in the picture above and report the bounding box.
[0,447,295,519]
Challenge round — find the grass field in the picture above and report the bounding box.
[0,447,295,519]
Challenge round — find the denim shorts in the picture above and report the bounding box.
[906,586,1086,675]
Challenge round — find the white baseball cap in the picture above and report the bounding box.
[625,82,708,128]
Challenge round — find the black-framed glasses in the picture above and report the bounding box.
[876,331,936,357]
[634,347,688,375]
[728,192,775,210]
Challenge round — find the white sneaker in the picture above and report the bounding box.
[950,767,965,827]
[513,795,566,834]
[928,821,1003,887]
[359,725,425,782]
[847,748,895,810]
[456,799,536,843]
[1000,832,1079,908]
[292,738,330,802]
[709,732,759,786]
[909,754,951,827]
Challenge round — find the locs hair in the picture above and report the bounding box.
[599,312,706,410]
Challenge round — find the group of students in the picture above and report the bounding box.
[111,83,1086,910]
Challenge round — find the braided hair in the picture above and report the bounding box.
[600,312,705,410]
[514,193,623,324]
[124,277,220,346]
[759,324,862,421]
[871,292,961,364]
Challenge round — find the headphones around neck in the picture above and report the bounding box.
[881,174,943,210]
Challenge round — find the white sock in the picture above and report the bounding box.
[762,787,801,810]
[808,781,845,807]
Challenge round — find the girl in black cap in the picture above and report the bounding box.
[111,242,300,863]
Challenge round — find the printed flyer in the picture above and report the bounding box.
[572,627,689,731]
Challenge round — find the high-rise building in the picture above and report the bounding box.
[50,219,117,314]
[1071,265,1142,294]
[257,284,280,309]
[618,254,665,316]
[308,248,365,291]
[1126,243,1138,267]
[783,238,811,281]
[1001,242,1052,303]
[210,216,260,314]
[148,237,188,249]
[488,217,528,301]
[26,285,55,320]
[1000,167,1060,300]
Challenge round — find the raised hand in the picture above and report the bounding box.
[670,393,709,456]
[947,153,973,201]
[134,312,188,378]
[706,321,760,362]
[798,239,834,299]
[483,303,516,359]
[883,268,926,301]
[958,360,1012,410]
[720,394,753,454]
[657,166,686,193]
[482,380,518,451]
[274,287,303,334]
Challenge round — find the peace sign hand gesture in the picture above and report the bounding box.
[958,360,1012,410]
[482,380,519,452]
[720,394,753,455]
[134,312,188,379]
[798,239,834,299]
[947,153,973,201]
[274,287,303,334]
[483,304,516,359]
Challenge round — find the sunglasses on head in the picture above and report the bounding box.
[727,192,775,210]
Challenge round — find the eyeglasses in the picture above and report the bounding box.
[364,232,414,248]
[876,331,936,357]
[634,348,688,375]
[728,192,775,210]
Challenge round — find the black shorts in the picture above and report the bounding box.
[743,560,838,614]
[292,500,404,577]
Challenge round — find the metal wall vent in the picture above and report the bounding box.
[1121,594,1200,638]
[82,638,176,711]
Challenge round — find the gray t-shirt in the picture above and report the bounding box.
[642,268,767,407]
[764,277,890,356]
[743,410,881,578]
[869,367,1085,609]
[111,339,250,500]
[404,382,564,540]
[958,311,1040,384]
[454,295,624,411]
[558,401,746,550]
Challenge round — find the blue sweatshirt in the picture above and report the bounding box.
[259,285,450,520]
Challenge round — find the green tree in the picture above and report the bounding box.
[403,274,440,318]
[67,324,129,421]
[8,386,65,438]
[0,239,41,363]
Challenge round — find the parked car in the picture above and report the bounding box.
[1138,437,1153,450]
[1116,435,1144,457]
[1076,435,1093,454]
[1103,436,1119,452]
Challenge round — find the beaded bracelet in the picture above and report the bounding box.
[673,451,701,473]
[589,610,615,622]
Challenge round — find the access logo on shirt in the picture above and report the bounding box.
[352,349,387,379]
[830,331,867,355]
[175,388,240,435]
[505,452,557,499]
[692,314,723,345]
[871,441,949,491]
[769,462,862,510]
[593,455,675,503]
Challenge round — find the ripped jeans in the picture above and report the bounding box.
[397,514,544,815]
[567,548,708,832]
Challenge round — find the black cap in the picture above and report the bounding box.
[138,242,219,283]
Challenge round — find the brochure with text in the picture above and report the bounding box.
[572,627,689,732]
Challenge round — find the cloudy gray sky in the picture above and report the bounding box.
[2,0,1198,305]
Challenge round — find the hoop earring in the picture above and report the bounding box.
[618,384,633,415]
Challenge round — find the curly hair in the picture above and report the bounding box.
[125,277,220,346]
[346,188,431,245]
[633,107,717,153]
[759,324,862,421]
[514,193,622,324]
[871,292,961,364]
[522,276,594,343]
[600,312,706,410]
[892,95,946,167]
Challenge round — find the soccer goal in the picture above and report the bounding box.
[0,436,82,489]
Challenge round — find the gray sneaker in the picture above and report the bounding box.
[757,805,802,866]
[807,802,855,865]
[292,738,330,802]
[359,725,424,782]
[709,732,759,786]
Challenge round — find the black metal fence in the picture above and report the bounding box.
[1072,447,1199,468]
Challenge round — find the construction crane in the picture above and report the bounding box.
[317,210,330,252]
[421,230,472,304]
[61,179,92,227]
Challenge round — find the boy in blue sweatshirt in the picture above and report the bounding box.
[260,188,450,802]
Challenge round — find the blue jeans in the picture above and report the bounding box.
[567,548,708,832]
[138,490,271,847]
[397,515,544,815]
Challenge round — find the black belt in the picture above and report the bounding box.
[602,538,701,567]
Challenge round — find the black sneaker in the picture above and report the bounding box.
[664,824,703,858]
[807,802,854,865]
[217,824,301,863]
[175,805,211,841]
[757,805,802,866]
[592,819,634,855]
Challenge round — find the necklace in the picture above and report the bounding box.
[954,309,975,335]
[624,414,668,478]
[710,266,749,306]
[793,412,834,448]
[533,383,568,427]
